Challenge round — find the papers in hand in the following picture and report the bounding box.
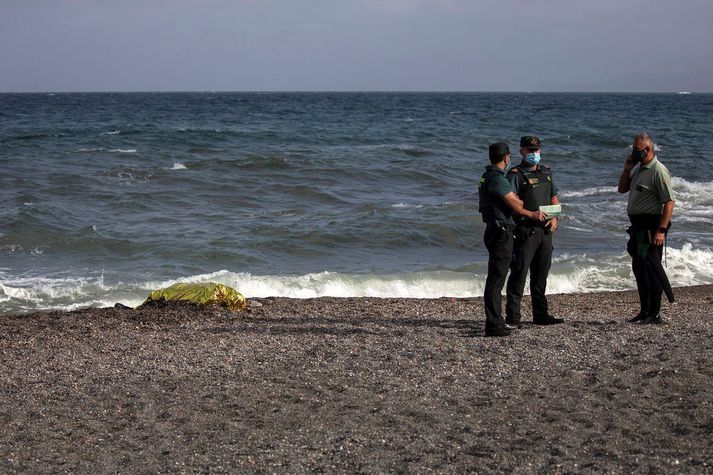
[539,204,562,218]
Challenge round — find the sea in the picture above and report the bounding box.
[1,92,712,314]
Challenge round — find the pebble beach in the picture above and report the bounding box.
[2,285,713,473]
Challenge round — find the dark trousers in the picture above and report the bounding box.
[506,225,552,322]
[483,223,514,330]
[627,215,665,317]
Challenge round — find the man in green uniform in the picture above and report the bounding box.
[618,132,675,324]
[505,136,563,327]
[479,142,546,336]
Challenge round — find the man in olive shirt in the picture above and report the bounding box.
[478,143,545,337]
[618,132,675,324]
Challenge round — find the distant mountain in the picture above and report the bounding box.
[534,70,713,93]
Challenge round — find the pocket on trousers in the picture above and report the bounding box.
[495,226,510,244]
[514,227,529,244]
[485,226,511,255]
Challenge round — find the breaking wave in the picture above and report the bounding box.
[3,245,712,314]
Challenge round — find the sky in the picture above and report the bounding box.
[1,0,712,92]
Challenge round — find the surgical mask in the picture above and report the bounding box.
[524,152,541,166]
[631,148,647,163]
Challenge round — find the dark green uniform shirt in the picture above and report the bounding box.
[478,165,514,224]
[507,162,558,211]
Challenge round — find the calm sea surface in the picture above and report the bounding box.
[2,92,712,313]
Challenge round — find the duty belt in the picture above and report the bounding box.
[515,216,546,228]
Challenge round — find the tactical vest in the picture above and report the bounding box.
[478,167,511,223]
[510,165,553,211]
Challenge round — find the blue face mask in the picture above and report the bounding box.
[524,152,541,166]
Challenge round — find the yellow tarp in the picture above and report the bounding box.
[142,282,246,311]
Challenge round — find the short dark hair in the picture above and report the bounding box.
[489,142,510,164]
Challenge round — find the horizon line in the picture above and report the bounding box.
[1,89,710,94]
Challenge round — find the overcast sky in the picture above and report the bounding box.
[1,0,712,92]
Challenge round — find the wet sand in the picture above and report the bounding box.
[1,285,713,473]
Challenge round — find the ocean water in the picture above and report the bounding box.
[1,92,712,313]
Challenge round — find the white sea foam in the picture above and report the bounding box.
[559,186,617,199]
[671,177,713,204]
[3,246,712,313]
[209,247,713,299]
[561,177,711,201]
[170,162,187,170]
[1,245,44,255]
[1,245,23,253]
[103,130,121,135]
[661,244,713,287]
[109,149,137,154]
[0,274,110,311]
[224,271,486,299]
[129,248,713,304]
[560,177,712,222]
[668,178,713,223]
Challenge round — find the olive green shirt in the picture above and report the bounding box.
[627,156,674,215]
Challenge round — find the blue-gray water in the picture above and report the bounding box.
[2,92,712,313]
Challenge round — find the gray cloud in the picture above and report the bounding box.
[1,0,711,91]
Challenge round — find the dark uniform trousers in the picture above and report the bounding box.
[483,222,514,330]
[506,223,552,322]
[627,214,665,317]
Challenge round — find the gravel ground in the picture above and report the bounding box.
[1,285,713,473]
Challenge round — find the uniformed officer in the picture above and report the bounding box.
[618,132,675,324]
[479,142,546,337]
[505,136,564,326]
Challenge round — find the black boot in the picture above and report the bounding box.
[533,315,564,325]
[627,313,646,323]
[485,326,512,337]
[641,314,663,324]
[505,317,522,328]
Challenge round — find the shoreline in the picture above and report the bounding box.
[2,285,712,472]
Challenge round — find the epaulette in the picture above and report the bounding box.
[540,164,551,171]
[509,168,520,173]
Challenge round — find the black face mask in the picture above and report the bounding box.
[631,147,648,163]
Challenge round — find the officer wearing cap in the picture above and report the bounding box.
[504,136,564,326]
[478,142,546,336]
